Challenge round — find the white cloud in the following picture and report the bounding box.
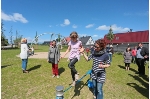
[1,11,28,23]
[136,11,149,16]
[124,11,149,16]
[78,34,87,37]
[26,37,51,44]
[96,24,130,32]
[49,25,52,27]
[92,35,98,37]
[60,19,70,26]
[72,24,77,28]
[26,37,33,43]
[96,25,109,30]
[85,24,94,28]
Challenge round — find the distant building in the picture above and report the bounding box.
[65,37,71,44]
[43,36,95,46]
[79,36,94,46]
[43,41,51,45]
[104,30,149,44]
[104,30,149,51]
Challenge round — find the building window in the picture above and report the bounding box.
[116,37,119,40]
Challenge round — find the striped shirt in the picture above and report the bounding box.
[88,53,110,83]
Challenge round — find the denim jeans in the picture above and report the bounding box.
[22,59,28,70]
[92,80,103,99]
[109,54,112,62]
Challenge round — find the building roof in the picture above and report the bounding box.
[79,36,91,45]
[65,37,71,43]
[104,30,149,43]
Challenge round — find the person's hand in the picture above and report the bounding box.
[61,56,64,59]
[79,47,85,53]
[144,55,148,58]
[99,63,105,68]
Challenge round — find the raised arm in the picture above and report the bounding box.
[80,47,88,61]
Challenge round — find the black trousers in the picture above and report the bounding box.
[136,58,145,75]
[68,58,78,81]
[136,58,142,74]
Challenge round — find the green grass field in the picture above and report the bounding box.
[1,45,149,99]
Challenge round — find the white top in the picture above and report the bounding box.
[20,43,29,59]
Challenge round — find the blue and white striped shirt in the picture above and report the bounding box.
[88,53,110,83]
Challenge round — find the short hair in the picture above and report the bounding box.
[95,39,106,49]
[21,38,27,43]
[70,31,78,38]
[138,42,143,45]
[52,40,56,42]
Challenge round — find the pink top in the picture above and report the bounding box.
[68,40,82,60]
[131,49,137,56]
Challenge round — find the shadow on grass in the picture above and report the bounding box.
[127,74,149,98]
[118,65,137,73]
[28,65,41,72]
[1,64,13,69]
[58,67,65,75]
[71,81,85,99]
[71,78,93,99]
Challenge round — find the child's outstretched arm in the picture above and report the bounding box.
[80,47,88,61]
[61,45,71,58]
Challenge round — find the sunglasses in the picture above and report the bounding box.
[94,45,100,49]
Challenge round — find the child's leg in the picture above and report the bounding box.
[125,63,127,70]
[127,63,130,70]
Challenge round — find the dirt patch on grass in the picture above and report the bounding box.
[16,52,70,59]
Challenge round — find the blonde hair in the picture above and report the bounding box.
[70,31,78,38]
[21,38,27,43]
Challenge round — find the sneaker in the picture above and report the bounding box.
[75,73,79,81]
[52,75,55,78]
[56,75,59,78]
[23,70,29,73]
[71,81,76,86]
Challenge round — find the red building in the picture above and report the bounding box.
[104,30,149,44]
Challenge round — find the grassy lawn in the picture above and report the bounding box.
[1,45,149,99]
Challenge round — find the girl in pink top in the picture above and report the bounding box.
[131,46,137,64]
[61,31,82,86]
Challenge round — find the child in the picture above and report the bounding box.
[61,31,82,86]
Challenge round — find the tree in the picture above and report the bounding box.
[106,26,115,44]
[1,22,8,46]
[9,26,13,47]
[13,31,23,48]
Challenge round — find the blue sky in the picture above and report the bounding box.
[1,0,149,43]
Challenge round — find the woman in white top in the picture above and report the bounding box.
[20,38,29,73]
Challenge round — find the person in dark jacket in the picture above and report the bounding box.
[136,46,144,74]
[138,42,149,75]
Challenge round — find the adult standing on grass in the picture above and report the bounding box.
[136,46,144,74]
[20,38,29,73]
[80,39,110,99]
[108,45,113,63]
[139,42,149,75]
[47,40,60,78]
[123,47,132,71]
[61,31,82,86]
